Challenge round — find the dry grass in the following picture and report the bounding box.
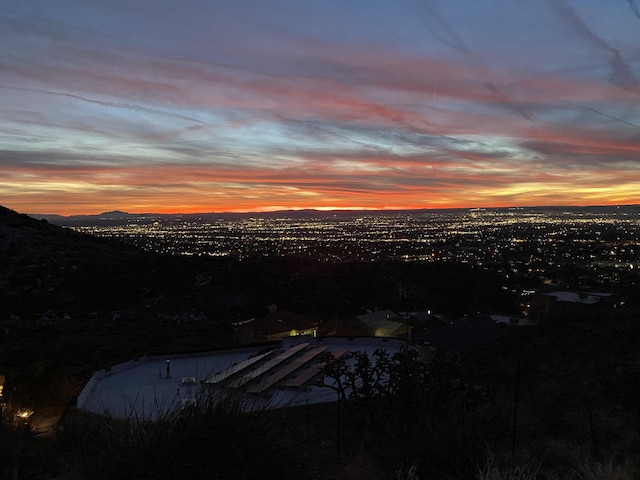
[474,451,637,480]
[475,452,542,480]
[572,458,637,480]
[54,391,310,480]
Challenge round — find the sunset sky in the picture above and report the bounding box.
[2,0,640,215]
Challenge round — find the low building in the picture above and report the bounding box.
[316,321,368,338]
[356,309,412,338]
[524,290,614,322]
[490,313,535,326]
[75,335,409,420]
[234,305,318,343]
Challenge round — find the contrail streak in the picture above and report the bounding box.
[0,84,203,124]
[626,0,640,22]
[485,82,538,123]
[552,0,639,92]
[325,0,414,48]
[508,81,640,129]
[413,0,470,55]
[569,101,640,128]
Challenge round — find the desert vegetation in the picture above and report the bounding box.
[2,327,639,480]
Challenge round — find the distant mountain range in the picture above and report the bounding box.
[28,204,640,226]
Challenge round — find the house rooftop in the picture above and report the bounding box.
[234,308,318,342]
[76,335,408,420]
[356,309,409,337]
[543,291,612,304]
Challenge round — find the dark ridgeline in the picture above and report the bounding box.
[33,204,640,226]
[2,204,640,479]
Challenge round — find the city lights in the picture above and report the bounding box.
[65,209,640,289]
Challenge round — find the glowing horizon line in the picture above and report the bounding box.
[21,200,640,218]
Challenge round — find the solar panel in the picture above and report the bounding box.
[283,349,347,387]
[204,348,276,384]
[247,346,327,393]
[226,342,310,388]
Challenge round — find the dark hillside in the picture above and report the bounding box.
[0,206,238,410]
[1,205,151,314]
[0,205,515,410]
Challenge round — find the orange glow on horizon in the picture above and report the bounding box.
[7,196,638,217]
[4,148,640,216]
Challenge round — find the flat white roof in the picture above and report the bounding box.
[544,291,610,304]
[77,336,406,419]
[490,314,536,326]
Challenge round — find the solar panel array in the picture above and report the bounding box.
[284,349,346,387]
[201,341,351,394]
[226,342,310,389]
[247,346,327,393]
[205,348,276,384]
